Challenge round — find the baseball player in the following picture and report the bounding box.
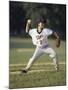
[22,19,60,73]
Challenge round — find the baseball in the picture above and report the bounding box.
[27,19,31,24]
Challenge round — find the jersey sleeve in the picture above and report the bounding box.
[29,28,36,37]
[46,29,53,36]
[29,29,33,36]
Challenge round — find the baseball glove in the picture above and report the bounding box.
[56,38,60,48]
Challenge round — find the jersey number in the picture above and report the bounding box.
[39,40,42,44]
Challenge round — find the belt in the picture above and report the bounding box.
[41,44,49,48]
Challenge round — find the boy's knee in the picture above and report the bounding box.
[49,51,57,58]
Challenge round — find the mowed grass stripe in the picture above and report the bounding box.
[17,48,34,52]
[10,62,65,67]
[10,69,64,75]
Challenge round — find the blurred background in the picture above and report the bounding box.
[9,1,66,40]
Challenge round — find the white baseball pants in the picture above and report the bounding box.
[25,45,58,70]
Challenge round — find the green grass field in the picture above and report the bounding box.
[9,37,66,89]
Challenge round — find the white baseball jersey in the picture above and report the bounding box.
[28,28,53,47]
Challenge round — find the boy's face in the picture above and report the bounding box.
[37,22,44,31]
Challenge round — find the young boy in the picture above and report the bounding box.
[22,19,60,73]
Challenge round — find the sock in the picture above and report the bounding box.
[53,56,59,69]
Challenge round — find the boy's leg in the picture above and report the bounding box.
[22,47,43,72]
[43,47,59,71]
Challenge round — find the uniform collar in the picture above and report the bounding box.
[37,28,43,34]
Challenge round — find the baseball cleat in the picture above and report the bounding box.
[22,69,28,73]
[55,67,59,71]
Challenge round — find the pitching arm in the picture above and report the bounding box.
[26,19,32,33]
